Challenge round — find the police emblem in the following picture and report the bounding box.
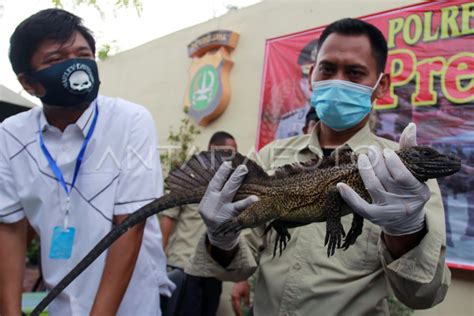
[184,30,239,126]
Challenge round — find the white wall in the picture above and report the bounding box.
[99,0,421,153]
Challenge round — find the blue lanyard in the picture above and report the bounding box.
[39,103,99,199]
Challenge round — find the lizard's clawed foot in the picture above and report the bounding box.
[272,229,291,258]
[325,223,345,257]
[342,213,364,250]
[342,225,362,250]
[264,223,292,258]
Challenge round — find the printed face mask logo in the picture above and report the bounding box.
[69,70,92,92]
[62,63,95,94]
[29,58,100,107]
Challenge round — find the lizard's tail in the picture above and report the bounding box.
[30,193,202,316]
[165,150,269,194]
[32,150,266,315]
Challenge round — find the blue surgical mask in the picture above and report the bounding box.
[310,75,382,131]
[29,58,100,107]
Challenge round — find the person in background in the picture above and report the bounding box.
[187,18,450,315]
[0,9,173,316]
[160,131,238,316]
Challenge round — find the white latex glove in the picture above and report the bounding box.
[199,161,259,250]
[337,123,431,236]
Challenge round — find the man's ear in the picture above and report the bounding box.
[374,73,390,99]
[17,73,45,97]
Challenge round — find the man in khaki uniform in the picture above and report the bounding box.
[186,18,450,316]
[160,131,237,316]
[230,104,320,316]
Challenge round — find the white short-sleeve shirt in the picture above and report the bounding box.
[0,96,174,315]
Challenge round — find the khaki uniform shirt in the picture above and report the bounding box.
[187,123,451,316]
[162,204,206,269]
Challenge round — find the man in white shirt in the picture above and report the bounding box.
[0,8,174,316]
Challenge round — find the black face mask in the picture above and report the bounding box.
[29,58,100,107]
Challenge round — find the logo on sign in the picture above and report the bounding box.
[184,30,239,126]
[190,65,218,110]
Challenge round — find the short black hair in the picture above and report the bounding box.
[209,131,235,147]
[9,8,96,75]
[318,18,388,73]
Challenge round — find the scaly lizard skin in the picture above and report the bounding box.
[31,146,461,315]
[215,147,462,257]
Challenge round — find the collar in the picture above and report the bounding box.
[39,100,97,138]
[296,121,375,156]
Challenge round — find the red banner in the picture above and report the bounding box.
[257,1,474,270]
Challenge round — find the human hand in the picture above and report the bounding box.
[199,162,258,250]
[337,123,430,236]
[231,281,251,316]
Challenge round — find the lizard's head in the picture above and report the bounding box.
[397,146,461,182]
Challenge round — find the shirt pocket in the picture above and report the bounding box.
[337,217,382,271]
[75,171,118,221]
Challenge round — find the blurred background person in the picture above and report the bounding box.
[160,131,237,316]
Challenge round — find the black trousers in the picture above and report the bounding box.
[162,268,222,316]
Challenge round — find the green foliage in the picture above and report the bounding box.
[160,114,201,177]
[51,0,143,17]
[52,0,103,16]
[26,238,40,266]
[51,1,143,59]
[114,0,143,16]
[97,41,117,60]
[388,295,414,316]
[98,44,111,60]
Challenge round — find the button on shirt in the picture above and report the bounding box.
[187,123,450,316]
[0,96,174,315]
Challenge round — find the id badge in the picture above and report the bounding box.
[49,226,76,260]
